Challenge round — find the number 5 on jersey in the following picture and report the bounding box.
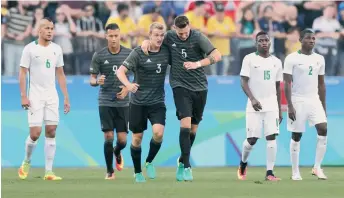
[264,70,270,80]
[181,49,187,58]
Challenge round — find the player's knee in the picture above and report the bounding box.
[132,133,143,147]
[316,123,327,136]
[153,130,164,142]
[291,132,302,142]
[29,127,42,141]
[104,131,114,141]
[45,125,57,138]
[180,117,191,128]
[247,137,258,146]
[117,132,127,143]
[265,134,276,141]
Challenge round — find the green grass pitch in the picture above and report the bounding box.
[2,167,344,198]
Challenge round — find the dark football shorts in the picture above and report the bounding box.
[99,106,129,133]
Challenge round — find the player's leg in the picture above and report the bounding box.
[172,87,193,181]
[145,103,166,179]
[310,100,328,180]
[238,112,261,180]
[129,104,147,182]
[99,106,116,179]
[113,107,129,172]
[264,111,281,181]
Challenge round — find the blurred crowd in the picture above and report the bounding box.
[1,0,344,76]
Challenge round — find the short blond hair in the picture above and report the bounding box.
[149,22,166,34]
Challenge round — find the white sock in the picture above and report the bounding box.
[266,140,277,171]
[290,139,300,174]
[241,139,253,163]
[24,136,37,163]
[45,137,56,172]
[314,135,327,169]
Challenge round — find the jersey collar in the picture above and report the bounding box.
[297,50,313,55]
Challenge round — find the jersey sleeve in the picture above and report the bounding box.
[122,50,140,71]
[240,55,250,77]
[20,45,31,68]
[276,59,283,81]
[56,46,64,67]
[319,56,325,75]
[90,52,100,74]
[198,32,215,55]
[283,55,294,75]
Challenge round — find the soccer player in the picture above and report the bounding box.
[117,22,169,183]
[18,18,70,180]
[89,23,132,180]
[141,16,222,181]
[284,29,328,180]
[238,31,283,181]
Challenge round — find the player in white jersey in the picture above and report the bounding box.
[284,29,327,180]
[238,31,283,181]
[18,18,70,180]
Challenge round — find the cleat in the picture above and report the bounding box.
[266,174,281,181]
[134,172,146,183]
[312,168,327,180]
[183,167,193,181]
[18,161,31,180]
[105,172,115,180]
[44,171,62,181]
[115,151,124,171]
[237,161,247,180]
[176,157,184,181]
[291,173,303,181]
[145,162,156,179]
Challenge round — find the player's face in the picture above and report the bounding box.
[301,33,316,49]
[174,25,190,41]
[40,22,54,41]
[256,34,271,52]
[106,29,121,48]
[150,28,165,47]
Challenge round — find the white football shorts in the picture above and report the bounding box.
[246,111,280,138]
[28,92,59,127]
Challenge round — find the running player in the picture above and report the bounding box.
[284,29,328,180]
[89,23,131,180]
[141,15,222,181]
[117,22,169,183]
[237,31,283,181]
[18,18,70,180]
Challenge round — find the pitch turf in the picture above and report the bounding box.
[2,167,344,198]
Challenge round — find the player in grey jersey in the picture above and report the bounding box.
[141,16,222,181]
[89,24,131,180]
[117,22,169,183]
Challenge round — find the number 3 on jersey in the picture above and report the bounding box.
[156,64,161,73]
[181,49,187,58]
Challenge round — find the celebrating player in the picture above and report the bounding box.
[18,18,70,180]
[284,29,328,180]
[238,31,283,181]
[89,23,131,180]
[141,16,221,181]
[117,22,170,183]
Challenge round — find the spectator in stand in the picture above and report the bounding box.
[1,0,8,75]
[207,3,236,75]
[142,0,174,28]
[285,27,301,55]
[31,7,44,39]
[184,0,207,34]
[137,6,165,46]
[312,4,341,76]
[59,1,88,19]
[54,6,77,75]
[337,2,344,76]
[3,1,34,76]
[185,0,214,21]
[106,3,136,49]
[283,5,304,33]
[300,1,333,28]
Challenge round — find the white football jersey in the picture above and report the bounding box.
[20,40,64,95]
[283,50,325,102]
[240,52,283,112]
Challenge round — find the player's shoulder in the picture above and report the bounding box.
[94,47,108,57]
[284,51,299,61]
[23,41,36,51]
[243,52,257,60]
[311,52,325,61]
[270,54,282,64]
[49,42,63,51]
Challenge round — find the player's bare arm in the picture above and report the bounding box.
[240,76,262,111]
[276,81,283,123]
[284,73,296,121]
[318,75,326,114]
[184,49,222,70]
[19,67,30,109]
[56,67,70,114]
[117,66,139,93]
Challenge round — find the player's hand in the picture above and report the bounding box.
[279,111,283,124]
[97,75,106,85]
[251,98,262,111]
[288,105,296,121]
[21,96,30,110]
[117,86,129,99]
[141,40,150,55]
[16,34,25,41]
[184,62,200,70]
[64,97,70,114]
[126,83,140,93]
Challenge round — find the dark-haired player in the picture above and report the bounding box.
[238,31,283,181]
[89,23,131,180]
[141,15,222,181]
[284,29,327,180]
[117,22,169,183]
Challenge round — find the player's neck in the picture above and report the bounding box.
[149,44,160,52]
[256,51,270,58]
[108,45,120,54]
[300,48,312,55]
[37,38,50,47]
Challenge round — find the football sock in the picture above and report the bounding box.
[179,132,196,163]
[104,140,114,173]
[179,128,191,168]
[241,139,253,163]
[131,145,142,173]
[314,135,327,169]
[114,140,126,157]
[240,161,248,175]
[24,136,37,163]
[44,137,56,172]
[146,138,162,163]
[290,139,300,174]
[266,140,277,172]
